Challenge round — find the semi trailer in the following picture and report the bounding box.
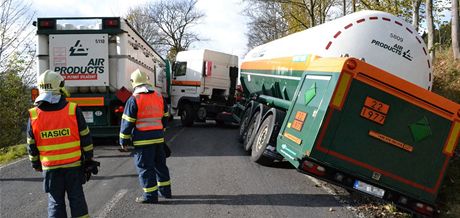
[34,17,166,137]
[237,10,460,216]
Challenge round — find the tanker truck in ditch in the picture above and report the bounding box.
[34,17,167,137]
[237,10,460,216]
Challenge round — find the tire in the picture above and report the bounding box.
[250,113,274,165]
[180,104,195,127]
[238,108,252,142]
[243,110,260,152]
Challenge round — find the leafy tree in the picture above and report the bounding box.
[453,0,459,59]
[0,0,36,86]
[126,0,204,60]
[0,54,31,148]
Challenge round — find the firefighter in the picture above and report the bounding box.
[119,69,172,203]
[27,70,94,218]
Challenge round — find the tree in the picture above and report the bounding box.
[245,1,290,49]
[453,0,459,59]
[0,0,36,86]
[411,0,422,31]
[0,55,31,148]
[426,0,435,61]
[126,0,204,60]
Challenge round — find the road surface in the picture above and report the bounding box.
[0,120,355,218]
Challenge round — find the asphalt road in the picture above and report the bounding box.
[0,120,355,218]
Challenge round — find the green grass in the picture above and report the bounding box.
[0,144,27,164]
[438,157,460,217]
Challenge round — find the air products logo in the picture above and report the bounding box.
[69,40,88,56]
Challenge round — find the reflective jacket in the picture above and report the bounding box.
[29,102,81,170]
[134,92,164,131]
[119,90,168,147]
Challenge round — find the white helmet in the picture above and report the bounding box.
[37,70,69,97]
[130,69,151,88]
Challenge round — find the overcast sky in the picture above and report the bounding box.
[32,0,249,58]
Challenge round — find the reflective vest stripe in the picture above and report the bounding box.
[37,141,80,152]
[75,214,90,218]
[143,185,158,193]
[42,161,81,170]
[80,127,90,136]
[135,120,162,129]
[158,180,171,186]
[41,150,82,162]
[119,133,131,139]
[164,112,169,117]
[68,103,76,115]
[122,114,136,122]
[133,138,164,146]
[83,144,93,152]
[29,108,38,120]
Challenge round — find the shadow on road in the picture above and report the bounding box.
[0,174,138,182]
[159,193,345,207]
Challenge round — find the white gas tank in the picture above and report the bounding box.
[245,10,432,90]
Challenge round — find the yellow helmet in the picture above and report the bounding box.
[38,70,64,93]
[37,70,70,97]
[130,69,151,88]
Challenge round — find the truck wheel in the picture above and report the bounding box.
[238,108,252,143]
[180,104,195,127]
[243,110,260,152]
[251,113,274,165]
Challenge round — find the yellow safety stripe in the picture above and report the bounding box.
[27,137,35,144]
[29,155,38,161]
[29,108,38,120]
[68,102,77,116]
[119,133,132,139]
[158,180,171,186]
[164,112,169,117]
[83,144,93,152]
[42,161,81,170]
[37,141,80,152]
[75,214,89,218]
[80,127,90,136]
[143,185,158,193]
[40,150,81,162]
[133,138,164,146]
[122,114,136,122]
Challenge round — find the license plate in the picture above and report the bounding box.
[353,180,385,198]
[82,111,94,123]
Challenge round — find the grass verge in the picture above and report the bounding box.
[0,144,27,165]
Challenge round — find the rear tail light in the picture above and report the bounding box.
[301,160,326,176]
[37,19,56,29]
[413,202,434,216]
[114,106,124,113]
[103,18,120,28]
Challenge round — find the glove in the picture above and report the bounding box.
[32,162,42,172]
[164,143,171,158]
[83,159,100,182]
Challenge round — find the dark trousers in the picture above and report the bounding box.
[43,166,88,218]
[133,143,171,200]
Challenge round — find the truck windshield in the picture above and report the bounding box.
[174,62,187,77]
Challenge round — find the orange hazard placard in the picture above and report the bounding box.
[360,107,386,125]
[364,97,390,114]
[369,130,413,152]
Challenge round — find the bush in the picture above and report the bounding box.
[0,72,31,148]
[432,48,460,103]
[0,144,27,164]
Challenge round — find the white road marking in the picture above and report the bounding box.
[167,128,185,144]
[96,189,128,218]
[0,157,27,170]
